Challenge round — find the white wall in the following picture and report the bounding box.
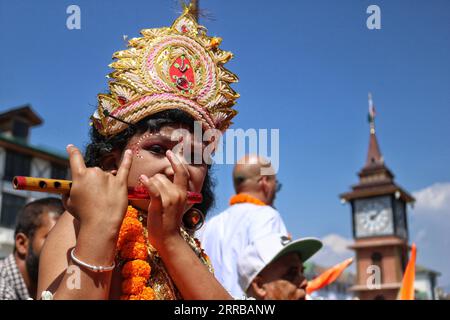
[415,273,433,300]
[0,147,5,178]
[0,149,54,256]
[0,226,14,258]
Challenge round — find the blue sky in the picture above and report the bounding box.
[1,1,449,287]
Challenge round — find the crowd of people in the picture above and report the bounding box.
[0,6,323,300]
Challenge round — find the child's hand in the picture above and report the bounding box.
[139,150,189,252]
[63,145,133,232]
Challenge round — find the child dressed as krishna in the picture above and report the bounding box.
[37,6,240,300]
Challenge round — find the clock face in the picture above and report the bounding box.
[354,196,394,237]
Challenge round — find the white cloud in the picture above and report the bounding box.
[412,182,450,213]
[415,229,427,243]
[311,233,354,270]
[410,182,450,287]
[321,234,353,255]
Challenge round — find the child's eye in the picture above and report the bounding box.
[146,144,166,155]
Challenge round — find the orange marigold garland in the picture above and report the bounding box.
[122,276,147,295]
[121,260,151,279]
[120,242,148,260]
[138,287,156,300]
[116,205,214,300]
[117,217,144,250]
[117,206,154,300]
[124,206,138,219]
[126,287,156,300]
[229,193,266,206]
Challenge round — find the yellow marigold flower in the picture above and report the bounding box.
[126,287,155,300]
[139,287,155,300]
[120,217,143,236]
[122,260,151,279]
[122,276,146,295]
[125,206,138,219]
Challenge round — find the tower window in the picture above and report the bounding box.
[371,252,382,262]
[3,150,31,181]
[371,252,383,283]
[12,119,29,139]
[51,164,67,180]
[0,193,26,228]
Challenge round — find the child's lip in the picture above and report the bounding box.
[186,191,203,204]
[128,186,202,203]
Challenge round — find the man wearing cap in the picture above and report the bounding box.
[237,233,322,300]
[198,155,288,298]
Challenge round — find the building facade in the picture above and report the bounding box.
[415,266,441,300]
[0,106,69,258]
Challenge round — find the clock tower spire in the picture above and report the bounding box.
[340,94,415,300]
[366,93,384,167]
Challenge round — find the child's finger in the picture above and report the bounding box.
[117,149,133,182]
[166,150,189,190]
[66,144,86,177]
[153,174,184,204]
[175,148,191,172]
[139,174,162,214]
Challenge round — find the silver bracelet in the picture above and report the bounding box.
[70,248,115,273]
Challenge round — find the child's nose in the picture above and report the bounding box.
[163,158,175,182]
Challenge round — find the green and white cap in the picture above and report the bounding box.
[237,233,322,292]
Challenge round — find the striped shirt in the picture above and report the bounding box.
[0,254,30,300]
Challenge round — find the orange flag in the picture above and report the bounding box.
[398,243,417,300]
[306,258,354,294]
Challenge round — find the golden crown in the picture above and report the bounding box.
[91,6,239,137]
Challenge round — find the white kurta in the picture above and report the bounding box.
[197,203,288,297]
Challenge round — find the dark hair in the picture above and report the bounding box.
[84,109,215,216]
[14,197,64,239]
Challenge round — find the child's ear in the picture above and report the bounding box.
[100,150,121,172]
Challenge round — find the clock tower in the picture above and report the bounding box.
[340,94,415,300]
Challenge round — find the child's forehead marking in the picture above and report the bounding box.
[134,131,197,144]
[140,128,205,144]
[129,130,205,159]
